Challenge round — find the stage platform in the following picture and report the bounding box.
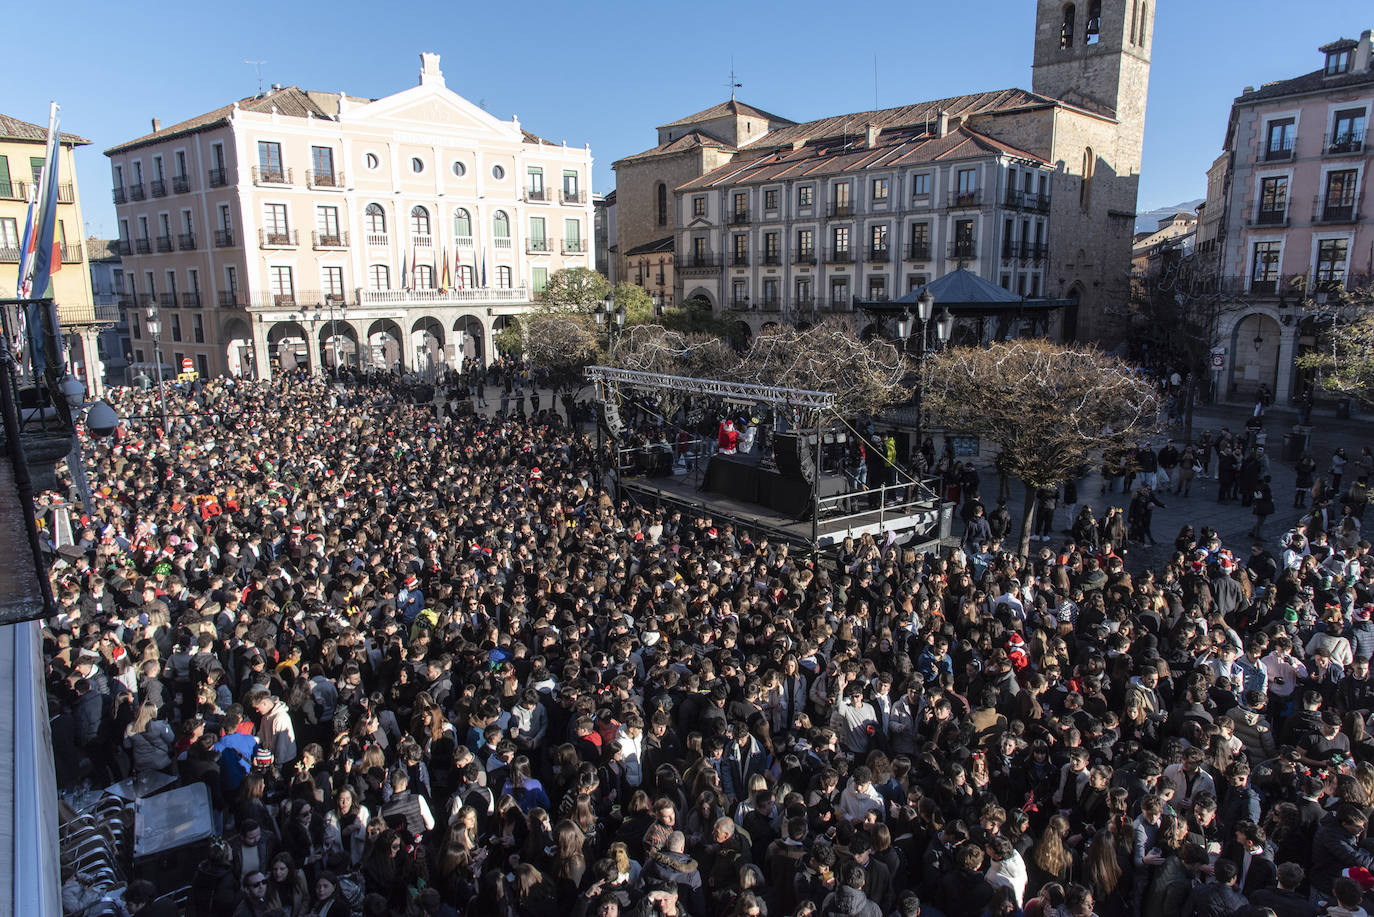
[618,460,947,551]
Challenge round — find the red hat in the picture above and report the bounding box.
[1345,867,1374,891]
[404,575,418,589]
[1357,606,1373,621]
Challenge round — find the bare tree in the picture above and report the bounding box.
[733,322,910,417]
[523,308,599,420]
[1296,280,1374,406]
[923,339,1160,556]
[609,324,739,422]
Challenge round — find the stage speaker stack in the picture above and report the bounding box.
[774,434,816,484]
[603,397,624,437]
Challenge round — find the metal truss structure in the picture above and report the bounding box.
[584,365,837,411]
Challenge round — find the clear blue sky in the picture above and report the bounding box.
[13,0,1369,239]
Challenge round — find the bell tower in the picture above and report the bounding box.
[1032,0,1153,136]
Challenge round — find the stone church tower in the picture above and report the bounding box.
[1028,0,1154,340]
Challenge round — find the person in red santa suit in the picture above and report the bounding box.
[717,418,739,454]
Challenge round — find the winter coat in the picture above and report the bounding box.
[1309,813,1374,894]
[1225,705,1278,762]
[258,699,297,765]
[821,885,882,917]
[127,720,175,773]
[641,849,707,917]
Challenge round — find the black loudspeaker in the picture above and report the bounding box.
[603,398,624,437]
[774,434,816,484]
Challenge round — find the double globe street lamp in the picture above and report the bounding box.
[894,289,955,470]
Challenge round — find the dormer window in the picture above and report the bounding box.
[1326,49,1352,75]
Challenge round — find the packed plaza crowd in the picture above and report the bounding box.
[39,368,1374,917]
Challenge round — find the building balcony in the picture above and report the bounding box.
[494,238,512,249]
[1250,279,1279,295]
[259,229,299,248]
[1313,194,1361,224]
[792,297,815,312]
[825,248,854,264]
[729,298,750,311]
[526,238,552,253]
[454,235,473,248]
[92,301,122,324]
[158,293,178,309]
[208,167,227,187]
[561,189,585,204]
[906,243,931,261]
[111,185,126,204]
[1250,207,1288,227]
[761,252,782,266]
[134,238,151,254]
[951,189,981,208]
[134,293,154,309]
[355,286,530,306]
[731,251,750,266]
[178,232,197,251]
[306,169,344,189]
[181,292,202,308]
[172,174,190,194]
[525,188,549,202]
[59,242,82,263]
[1263,140,1294,162]
[729,209,750,225]
[150,179,167,198]
[128,182,145,201]
[1327,130,1365,156]
[155,235,173,253]
[0,247,18,263]
[826,201,854,218]
[273,294,297,307]
[825,297,852,312]
[218,290,244,307]
[758,299,782,312]
[252,166,292,186]
[948,241,978,260]
[866,245,891,263]
[112,239,131,256]
[312,231,348,249]
[562,240,586,254]
[792,250,817,265]
[366,232,389,248]
[678,253,720,272]
[1005,189,1051,212]
[214,229,235,247]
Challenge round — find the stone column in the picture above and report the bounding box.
[251,317,272,381]
[1276,318,1299,403]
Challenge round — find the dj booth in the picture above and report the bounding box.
[701,453,846,519]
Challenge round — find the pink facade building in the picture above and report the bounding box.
[1207,30,1373,401]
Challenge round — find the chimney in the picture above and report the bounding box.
[865,122,880,148]
[936,110,949,138]
[1356,30,1373,72]
[151,117,161,132]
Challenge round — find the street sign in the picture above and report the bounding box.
[181,357,193,372]
[1211,353,1224,368]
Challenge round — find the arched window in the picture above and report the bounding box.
[457,265,474,289]
[365,203,386,234]
[1080,147,1095,211]
[493,211,510,241]
[1060,3,1076,48]
[1085,0,1101,44]
[656,183,668,227]
[413,264,434,289]
[454,208,472,239]
[496,266,513,289]
[410,206,431,236]
[368,264,390,291]
[1138,2,1148,48]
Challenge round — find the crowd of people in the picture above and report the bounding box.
[39,369,1374,917]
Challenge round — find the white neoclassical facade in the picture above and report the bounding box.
[106,53,594,379]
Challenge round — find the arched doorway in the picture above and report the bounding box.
[319,320,359,374]
[411,316,445,379]
[1230,312,1282,399]
[367,318,405,373]
[222,318,254,379]
[1063,283,1083,342]
[492,315,519,356]
[453,316,485,369]
[267,320,310,373]
[730,321,752,351]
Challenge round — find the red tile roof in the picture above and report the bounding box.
[614,130,737,167]
[657,99,794,130]
[677,123,1047,192]
[104,86,333,155]
[0,113,89,146]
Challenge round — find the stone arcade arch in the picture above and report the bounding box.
[367,318,405,373]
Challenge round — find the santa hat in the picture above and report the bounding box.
[1356,606,1373,622]
[1345,867,1374,892]
[404,575,419,589]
